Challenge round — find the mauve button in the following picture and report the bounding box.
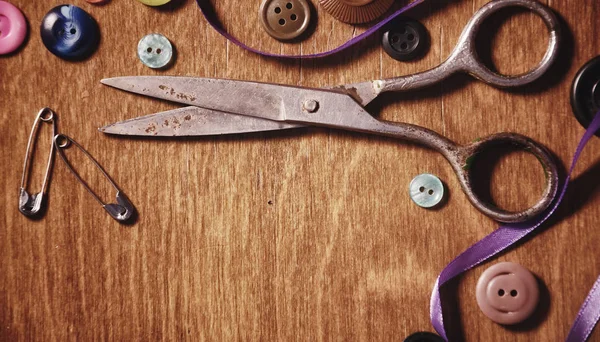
[0,0,27,55]
[476,262,539,325]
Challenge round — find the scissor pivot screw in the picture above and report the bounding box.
[303,99,319,113]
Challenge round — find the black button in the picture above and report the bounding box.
[404,331,445,342]
[382,18,429,62]
[571,56,600,137]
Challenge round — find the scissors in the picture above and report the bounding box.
[100,0,560,223]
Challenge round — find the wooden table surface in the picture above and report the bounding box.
[1,0,599,340]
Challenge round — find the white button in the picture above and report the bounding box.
[137,33,173,69]
[409,174,444,208]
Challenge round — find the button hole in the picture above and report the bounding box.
[428,189,434,195]
[286,2,293,9]
[147,47,152,53]
[498,289,505,296]
[400,42,409,50]
[70,28,76,34]
[274,7,281,13]
[290,14,297,21]
[279,18,286,25]
[419,186,425,193]
[391,35,400,44]
[157,48,162,54]
[510,290,518,297]
[407,34,415,41]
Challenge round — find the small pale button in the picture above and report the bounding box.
[137,33,173,69]
[259,0,311,41]
[136,0,171,6]
[409,173,444,208]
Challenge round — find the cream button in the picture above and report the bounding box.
[409,174,444,208]
[136,0,171,6]
[476,262,539,325]
[259,0,311,40]
[137,33,173,69]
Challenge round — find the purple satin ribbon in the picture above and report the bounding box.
[431,110,600,341]
[196,0,424,59]
[566,275,600,342]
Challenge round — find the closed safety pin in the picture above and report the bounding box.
[19,108,57,217]
[53,134,135,222]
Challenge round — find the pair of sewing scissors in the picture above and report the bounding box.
[99,0,561,223]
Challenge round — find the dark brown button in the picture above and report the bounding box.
[259,0,311,40]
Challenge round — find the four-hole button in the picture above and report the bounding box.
[259,0,311,40]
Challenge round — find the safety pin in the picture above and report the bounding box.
[53,134,135,222]
[19,108,57,217]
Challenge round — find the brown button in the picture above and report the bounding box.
[476,262,539,325]
[319,0,394,24]
[259,0,311,40]
[342,0,375,5]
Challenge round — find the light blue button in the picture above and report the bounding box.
[137,33,173,69]
[409,173,444,208]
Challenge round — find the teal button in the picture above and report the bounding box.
[137,33,173,69]
[409,173,444,208]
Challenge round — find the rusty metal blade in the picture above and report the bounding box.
[99,107,302,136]
[101,76,292,122]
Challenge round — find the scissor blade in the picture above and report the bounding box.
[102,76,381,134]
[99,107,303,136]
[101,76,289,122]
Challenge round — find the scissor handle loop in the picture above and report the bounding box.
[450,0,561,88]
[453,132,559,223]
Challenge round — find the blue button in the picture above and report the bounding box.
[41,5,100,60]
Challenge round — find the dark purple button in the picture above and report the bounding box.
[571,56,600,137]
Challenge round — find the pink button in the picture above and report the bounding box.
[85,0,110,4]
[476,262,539,325]
[0,1,26,55]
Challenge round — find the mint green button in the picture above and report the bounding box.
[409,173,445,208]
[137,33,173,69]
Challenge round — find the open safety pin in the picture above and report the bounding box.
[19,108,57,217]
[53,134,135,222]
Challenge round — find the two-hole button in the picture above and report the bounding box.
[259,0,311,40]
[409,174,444,208]
[137,33,174,69]
[40,5,100,60]
[0,0,27,55]
[476,262,539,325]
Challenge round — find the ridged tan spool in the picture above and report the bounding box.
[319,0,395,24]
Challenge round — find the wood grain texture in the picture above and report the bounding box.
[1,0,599,340]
